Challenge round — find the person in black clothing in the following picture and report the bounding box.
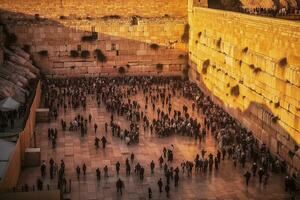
[244,171,251,186]
[157,178,163,193]
[101,136,107,149]
[96,168,101,181]
[94,123,98,133]
[174,172,179,187]
[95,137,100,148]
[140,167,145,180]
[82,163,87,176]
[116,161,120,175]
[165,184,170,198]
[150,160,155,174]
[76,166,81,180]
[148,187,152,199]
[41,161,46,177]
[37,178,43,191]
[116,178,124,195]
[258,167,264,184]
[252,162,257,177]
[131,152,135,163]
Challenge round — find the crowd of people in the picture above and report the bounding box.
[239,6,300,17]
[14,76,298,198]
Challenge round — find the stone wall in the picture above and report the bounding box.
[3,14,188,76]
[188,6,300,171]
[0,0,187,18]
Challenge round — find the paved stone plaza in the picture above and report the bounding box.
[18,85,291,200]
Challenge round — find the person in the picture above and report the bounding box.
[150,160,155,174]
[82,163,87,176]
[159,156,164,168]
[148,187,152,199]
[96,168,101,181]
[157,178,163,193]
[94,123,98,133]
[88,114,92,123]
[174,172,179,187]
[165,184,170,198]
[104,165,108,177]
[140,167,145,180]
[131,152,135,163]
[263,172,269,186]
[116,178,124,196]
[116,161,120,175]
[258,167,264,184]
[252,162,257,177]
[244,171,251,186]
[76,166,81,180]
[285,175,290,191]
[41,161,46,177]
[95,137,100,148]
[101,136,107,149]
[37,178,43,191]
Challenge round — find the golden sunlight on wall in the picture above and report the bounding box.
[0,0,187,18]
[189,6,300,170]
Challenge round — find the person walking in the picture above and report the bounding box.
[116,178,124,196]
[157,178,163,193]
[76,166,81,180]
[244,171,251,186]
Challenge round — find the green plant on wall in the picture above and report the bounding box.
[70,50,79,58]
[81,50,90,59]
[5,33,17,46]
[94,49,107,66]
[38,50,48,57]
[82,32,98,42]
[118,66,126,74]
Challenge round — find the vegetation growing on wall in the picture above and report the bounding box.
[23,44,31,53]
[150,43,160,50]
[81,50,90,58]
[38,50,48,57]
[278,57,288,68]
[118,66,126,74]
[253,67,262,74]
[94,49,107,64]
[271,115,279,123]
[70,50,79,58]
[5,33,17,46]
[230,85,240,97]
[156,63,164,71]
[102,15,121,20]
[181,24,190,43]
[59,15,67,20]
[131,16,139,26]
[82,33,98,42]
[178,54,187,59]
[242,47,248,54]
